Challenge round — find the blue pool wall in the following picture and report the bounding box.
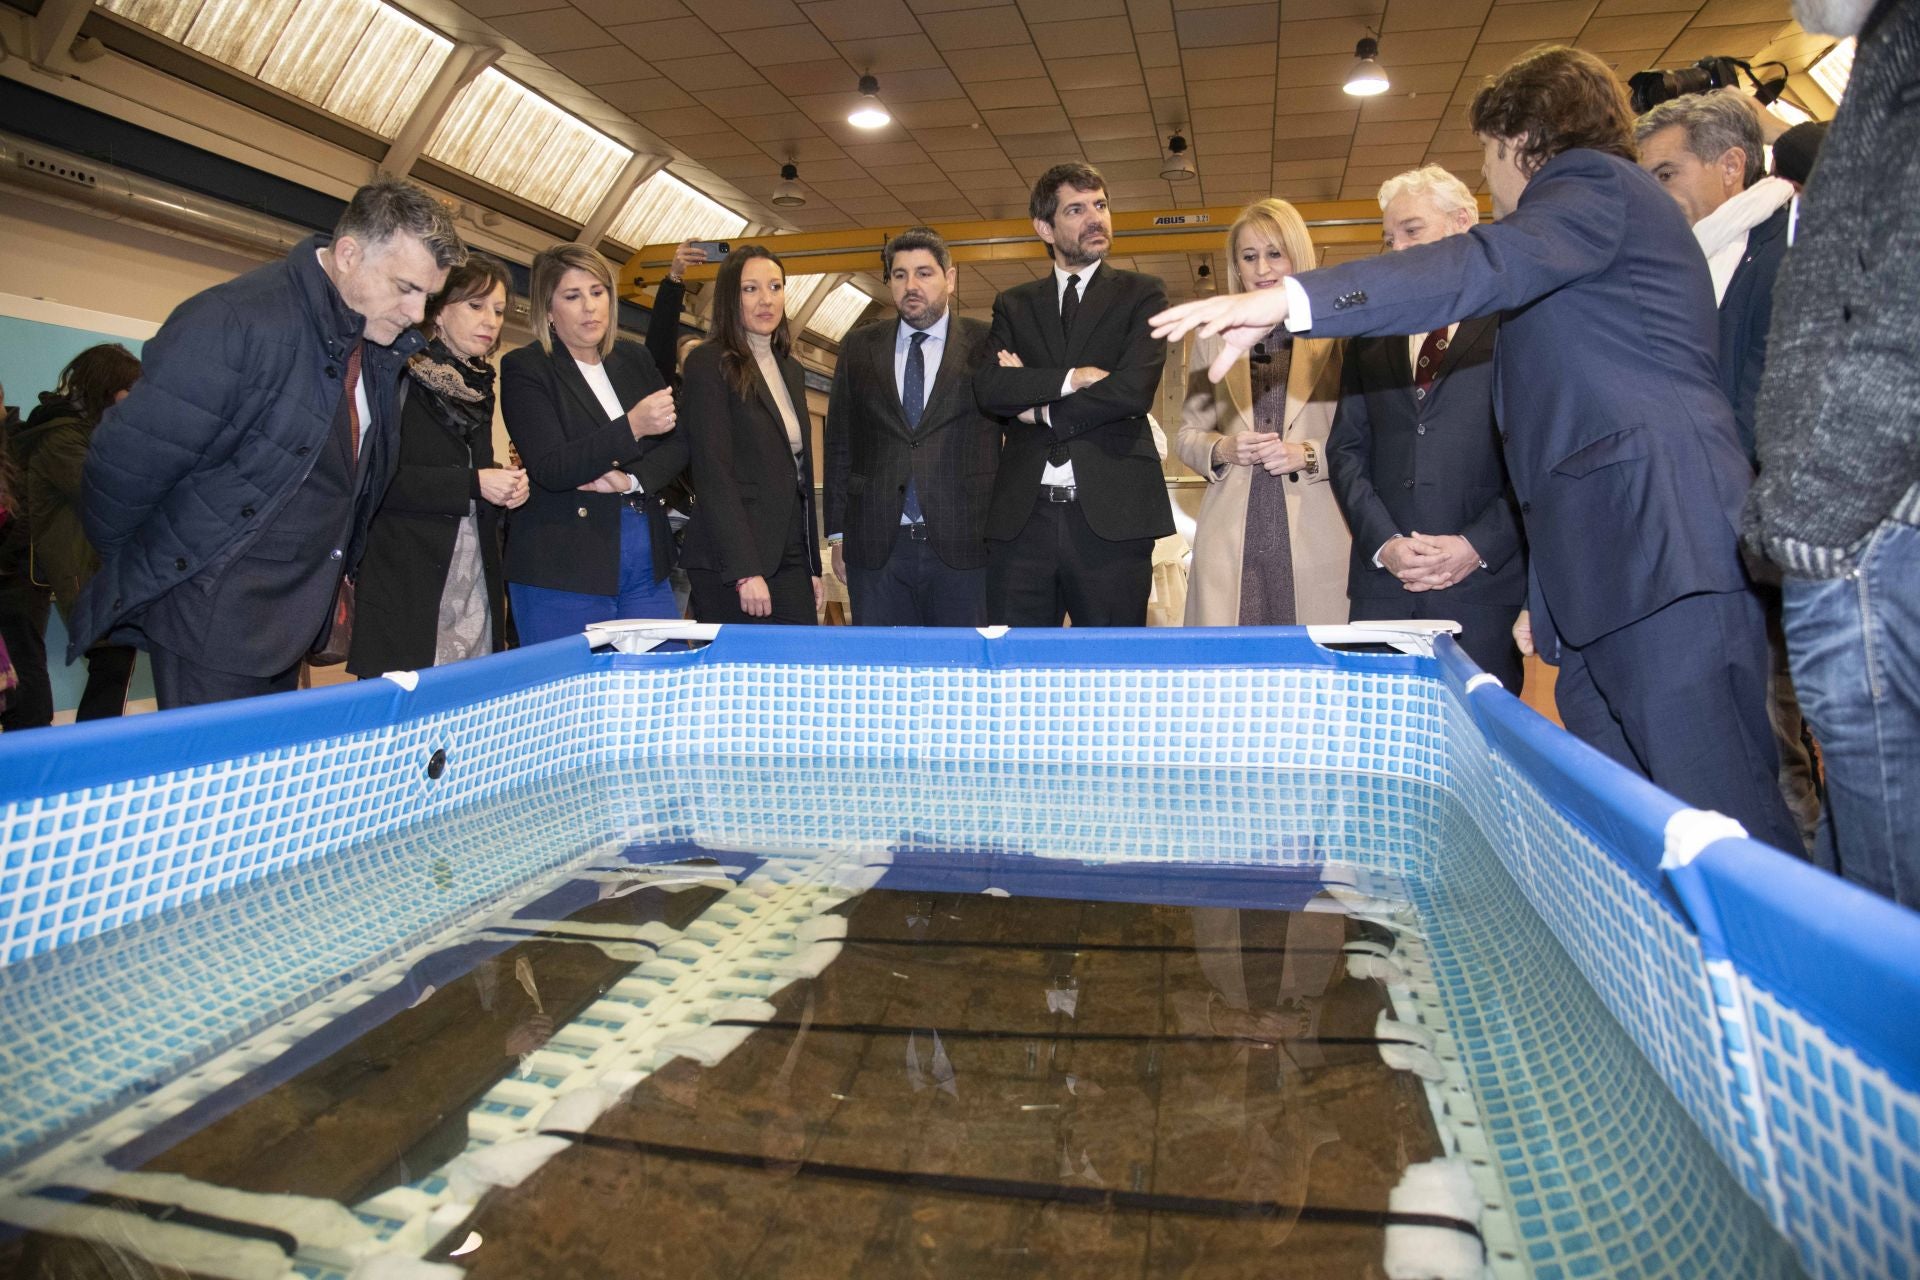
[0,626,1914,1278]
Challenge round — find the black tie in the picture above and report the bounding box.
[1050,275,1080,465]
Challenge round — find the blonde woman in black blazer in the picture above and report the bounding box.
[500,244,686,642]
[679,245,822,625]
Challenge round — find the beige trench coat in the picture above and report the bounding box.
[1174,332,1351,626]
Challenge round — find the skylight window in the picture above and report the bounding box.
[1809,38,1855,104]
[805,282,879,343]
[604,169,749,252]
[100,0,450,138]
[425,68,630,223]
[781,272,827,320]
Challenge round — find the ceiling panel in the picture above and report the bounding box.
[172,0,1808,306]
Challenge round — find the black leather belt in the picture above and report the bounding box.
[1042,485,1077,504]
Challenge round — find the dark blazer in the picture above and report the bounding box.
[1295,149,1754,656]
[72,234,418,670]
[499,338,687,594]
[1327,318,1525,608]
[1717,200,1790,464]
[973,263,1175,543]
[823,314,1001,572]
[678,342,822,583]
[347,370,507,677]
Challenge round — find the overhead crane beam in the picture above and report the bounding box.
[618,197,1493,301]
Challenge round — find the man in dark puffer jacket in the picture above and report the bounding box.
[68,180,464,709]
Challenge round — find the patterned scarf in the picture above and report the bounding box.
[405,337,495,447]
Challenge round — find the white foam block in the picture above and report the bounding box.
[1384,1157,1484,1279]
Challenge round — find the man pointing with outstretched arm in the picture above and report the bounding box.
[1152,46,1798,854]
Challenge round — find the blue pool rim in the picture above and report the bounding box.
[2,623,1916,1275]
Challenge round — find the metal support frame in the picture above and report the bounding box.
[25,0,91,73]
[574,149,668,249]
[380,41,501,180]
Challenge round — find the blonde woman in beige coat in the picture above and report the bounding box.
[1175,199,1351,626]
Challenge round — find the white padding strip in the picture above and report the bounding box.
[2,1158,382,1279]
[1464,673,1501,694]
[380,670,421,692]
[1660,808,1748,870]
[1384,1157,1484,1279]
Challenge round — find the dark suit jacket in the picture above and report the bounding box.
[499,339,688,594]
[823,314,1001,571]
[973,263,1175,543]
[1717,200,1790,464]
[1296,148,1754,656]
[679,341,822,583]
[1327,318,1525,608]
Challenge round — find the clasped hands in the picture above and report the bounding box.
[477,467,530,508]
[996,349,1106,423]
[1213,431,1309,477]
[1382,532,1480,592]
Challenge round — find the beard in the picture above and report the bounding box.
[1791,0,1874,35]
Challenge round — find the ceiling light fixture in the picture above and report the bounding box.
[848,74,891,128]
[1161,132,1197,182]
[771,162,807,209]
[1344,36,1390,97]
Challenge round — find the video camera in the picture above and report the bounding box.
[1628,56,1788,115]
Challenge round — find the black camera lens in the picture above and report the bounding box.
[1629,55,1746,114]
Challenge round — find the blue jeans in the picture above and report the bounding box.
[1783,519,1920,908]
[509,506,679,647]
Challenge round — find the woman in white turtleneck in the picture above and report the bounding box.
[678,246,823,624]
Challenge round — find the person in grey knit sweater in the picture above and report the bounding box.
[1744,0,1919,909]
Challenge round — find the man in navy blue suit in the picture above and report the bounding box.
[1154,45,1799,853]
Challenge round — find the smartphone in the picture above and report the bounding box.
[688,239,729,261]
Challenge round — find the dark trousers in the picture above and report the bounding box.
[75,644,137,720]
[0,577,52,730]
[987,496,1154,628]
[1553,587,1802,854]
[150,644,299,711]
[688,506,817,626]
[1350,595,1524,694]
[847,531,988,627]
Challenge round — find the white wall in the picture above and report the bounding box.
[0,192,266,329]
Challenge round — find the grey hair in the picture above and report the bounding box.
[1634,94,1765,188]
[883,226,952,274]
[1376,165,1478,219]
[334,178,466,269]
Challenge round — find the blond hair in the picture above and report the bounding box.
[1225,198,1316,293]
[528,243,616,357]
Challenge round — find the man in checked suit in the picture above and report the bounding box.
[973,162,1174,626]
[1328,166,1526,692]
[823,227,1001,626]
